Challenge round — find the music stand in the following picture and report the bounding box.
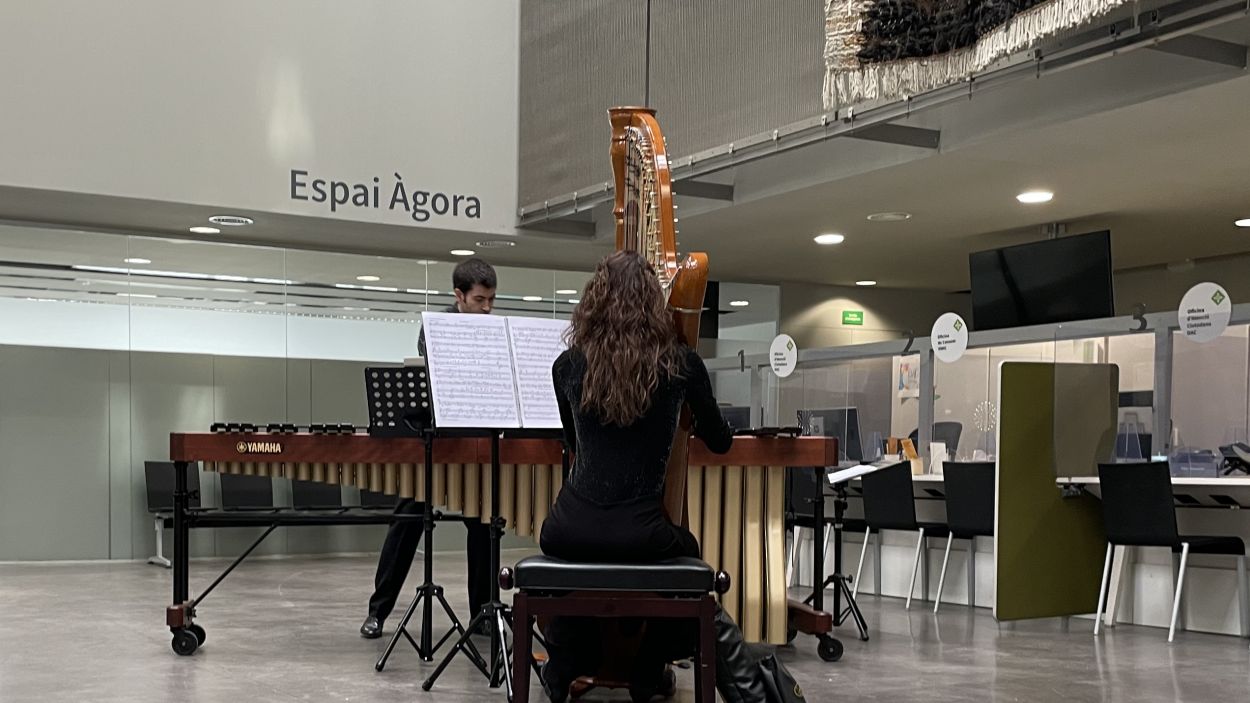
[805,464,872,642]
[366,366,484,671]
[423,428,570,698]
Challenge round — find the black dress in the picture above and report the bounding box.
[539,345,733,682]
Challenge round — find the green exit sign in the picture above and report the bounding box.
[842,310,864,326]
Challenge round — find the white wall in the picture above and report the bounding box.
[0,1,519,234]
[779,282,972,350]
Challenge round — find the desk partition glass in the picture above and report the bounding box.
[1170,323,1249,476]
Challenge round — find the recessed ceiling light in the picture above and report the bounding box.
[449,249,476,256]
[415,259,439,265]
[569,298,581,304]
[1016,190,1054,204]
[356,275,381,282]
[188,226,220,235]
[729,300,750,307]
[556,289,578,295]
[123,257,151,265]
[475,239,516,248]
[522,295,543,302]
[1236,218,1250,228]
[208,215,254,226]
[856,280,877,286]
[866,212,911,222]
[814,233,845,245]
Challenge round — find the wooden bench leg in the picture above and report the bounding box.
[697,596,716,703]
[513,593,531,703]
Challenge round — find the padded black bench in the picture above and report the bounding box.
[501,555,729,703]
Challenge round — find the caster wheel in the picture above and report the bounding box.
[189,624,206,646]
[172,629,199,656]
[786,628,798,644]
[817,635,843,663]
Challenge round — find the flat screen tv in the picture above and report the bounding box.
[969,230,1114,331]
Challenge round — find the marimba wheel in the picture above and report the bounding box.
[817,634,842,663]
[171,629,198,656]
[189,624,206,646]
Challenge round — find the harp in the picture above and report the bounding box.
[609,106,709,525]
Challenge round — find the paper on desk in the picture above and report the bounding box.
[826,464,879,485]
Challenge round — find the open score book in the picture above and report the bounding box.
[420,312,569,429]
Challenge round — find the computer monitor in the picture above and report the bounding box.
[798,407,863,463]
[720,406,752,431]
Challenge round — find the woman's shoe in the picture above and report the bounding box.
[539,661,570,703]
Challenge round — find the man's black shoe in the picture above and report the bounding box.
[360,616,383,639]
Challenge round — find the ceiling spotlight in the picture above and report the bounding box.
[449,249,476,256]
[814,233,845,245]
[556,289,578,295]
[188,226,220,235]
[729,300,750,307]
[1235,218,1250,228]
[356,275,381,282]
[569,298,581,304]
[522,295,543,302]
[856,280,877,286]
[866,212,911,222]
[1016,191,1054,204]
[123,257,151,265]
[208,215,254,226]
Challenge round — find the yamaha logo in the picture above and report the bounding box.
[236,441,283,454]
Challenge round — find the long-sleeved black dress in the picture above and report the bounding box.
[539,345,734,683]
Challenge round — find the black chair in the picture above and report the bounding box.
[503,556,728,703]
[854,462,949,608]
[291,480,342,509]
[1095,461,1248,642]
[219,473,275,510]
[933,461,995,613]
[909,422,963,456]
[144,461,201,568]
[361,489,399,509]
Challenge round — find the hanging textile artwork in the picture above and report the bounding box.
[824,0,1131,109]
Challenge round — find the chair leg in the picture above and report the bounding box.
[853,529,871,598]
[786,527,801,587]
[512,593,531,703]
[1168,543,1190,643]
[874,532,883,595]
[906,528,926,609]
[697,598,715,703]
[147,516,172,568]
[1094,544,1113,636]
[1238,556,1249,639]
[934,534,953,614]
[967,539,977,608]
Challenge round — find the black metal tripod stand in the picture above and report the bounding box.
[803,476,870,642]
[423,430,510,694]
[376,429,483,671]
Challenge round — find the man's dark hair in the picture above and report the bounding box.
[452,257,497,293]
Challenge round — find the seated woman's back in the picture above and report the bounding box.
[554,345,732,506]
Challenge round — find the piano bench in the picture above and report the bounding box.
[501,555,728,703]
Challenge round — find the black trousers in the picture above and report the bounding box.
[539,488,702,680]
[367,498,492,622]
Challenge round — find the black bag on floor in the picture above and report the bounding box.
[757,649,806,702]
[714,607,807,703]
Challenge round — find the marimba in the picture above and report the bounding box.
[166,431,836,647]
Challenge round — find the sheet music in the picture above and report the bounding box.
[421,312,520,428]
[506,316,569,429]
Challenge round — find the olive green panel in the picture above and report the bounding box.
[994,362,1113,621]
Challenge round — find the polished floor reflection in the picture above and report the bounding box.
[0,551,1246,702]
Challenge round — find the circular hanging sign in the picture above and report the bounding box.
[1179,282,1231,343]
[931,312,969,363]
[769,334,798,378]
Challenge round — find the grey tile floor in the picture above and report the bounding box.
[1,551,1247,702]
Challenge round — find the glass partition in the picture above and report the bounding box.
[1171,324,1249,477]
